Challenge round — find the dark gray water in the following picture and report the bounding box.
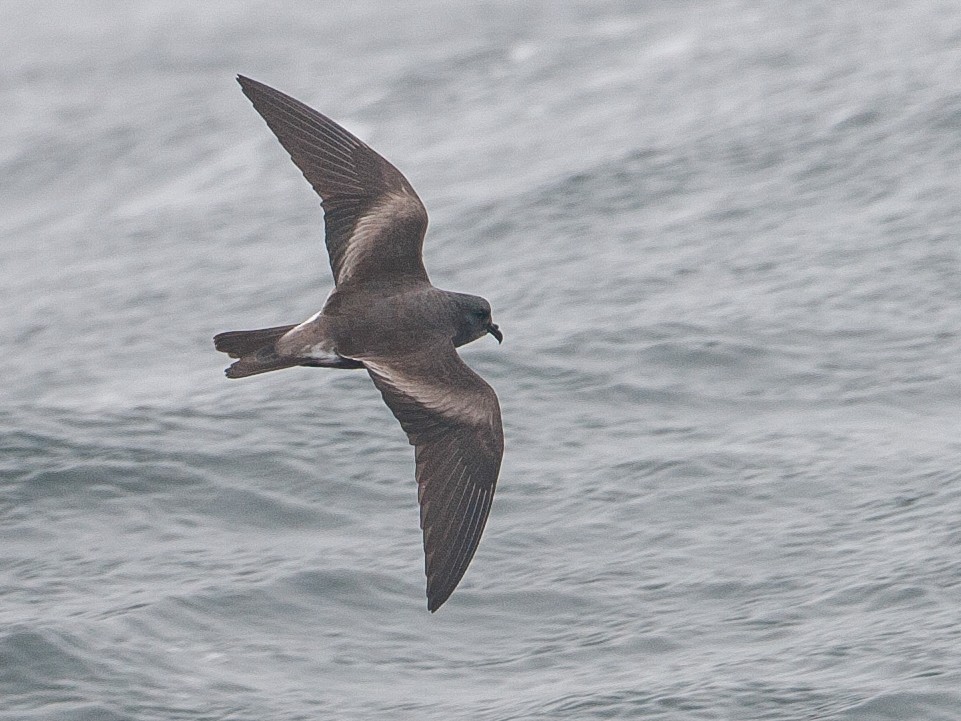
[3,2,961,719]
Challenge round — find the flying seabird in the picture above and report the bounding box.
[214,76,504,612]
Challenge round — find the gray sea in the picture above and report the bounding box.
[3,1,961,719]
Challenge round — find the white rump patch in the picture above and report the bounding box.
[305,343,341,363]
[295,310,323,329]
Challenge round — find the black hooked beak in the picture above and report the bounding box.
[487,322,503,344]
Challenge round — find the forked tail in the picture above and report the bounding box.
[214,325,297,358]
[213,324,363,378]
[213,325,297,378]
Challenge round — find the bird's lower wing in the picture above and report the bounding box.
[363,345,503,612]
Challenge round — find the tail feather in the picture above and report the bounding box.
[214,324,298,379]
[214,325,296,358]
[213,323,364,379]
[225,348,302,378]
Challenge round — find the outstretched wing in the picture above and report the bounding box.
[238,75,430,287]
[364,345,503,612]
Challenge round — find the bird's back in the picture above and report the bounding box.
[323,285,456,359]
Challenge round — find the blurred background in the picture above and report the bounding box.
[2,1,961,719]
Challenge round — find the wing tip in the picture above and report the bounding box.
[427,589,451,613]
[237,74,261,97]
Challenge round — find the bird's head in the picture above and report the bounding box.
[450,293,502,347]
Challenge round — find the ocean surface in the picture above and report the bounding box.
[3,1,961,719]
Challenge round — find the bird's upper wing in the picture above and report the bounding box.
[238,75,430,288]
[363,344,503,612]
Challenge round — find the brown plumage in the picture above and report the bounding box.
[214,76,504,612]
